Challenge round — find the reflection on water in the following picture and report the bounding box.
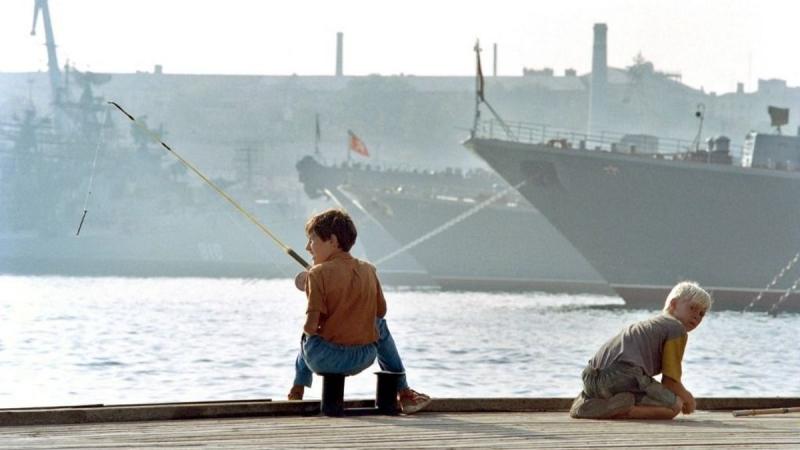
[0,275,797,408]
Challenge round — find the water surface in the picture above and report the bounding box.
[0,276,797,408]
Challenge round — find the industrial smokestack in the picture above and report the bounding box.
[493,43,497,77]
[588,23,608,135]
[336,32,343,77]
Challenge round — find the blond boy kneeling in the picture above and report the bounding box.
[570,281,712,420]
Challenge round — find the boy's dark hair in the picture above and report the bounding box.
[305,209,357,252]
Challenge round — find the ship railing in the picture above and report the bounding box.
[475,119,741,158]
[335,160,509,185]
[365,182,527,205]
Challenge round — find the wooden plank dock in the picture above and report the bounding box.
[1,398,798,449]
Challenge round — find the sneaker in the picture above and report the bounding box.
[398,389,432,414]
[287,385,304,401]
[569,392,634,419]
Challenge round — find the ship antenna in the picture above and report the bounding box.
[107,101,311,270]
[691,103,706,156]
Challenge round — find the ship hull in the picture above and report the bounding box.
[0,235,299,279]
[339,185,611,294]
[0,206,310,280]
[468,137,800,311]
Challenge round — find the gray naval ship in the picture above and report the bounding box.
[297,155,611,294]
[466,114,800,312]
[0,0,309,280]
[0,101,308,280]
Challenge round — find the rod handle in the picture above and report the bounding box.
[287,249,310,269]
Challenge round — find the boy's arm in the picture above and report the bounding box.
[661,334,691,413]
[662,375,695,414]
[304,270,325,335]
[304,311,320,335]
[376,278,387,318]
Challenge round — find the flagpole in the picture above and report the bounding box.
[472,39,482,137]
[472,39,516,141]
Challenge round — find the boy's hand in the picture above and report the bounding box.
[681,392,696,415]
[304,311,320,335]
[662,376,695,415]
[294,271,308,291]
[672,395,684,414]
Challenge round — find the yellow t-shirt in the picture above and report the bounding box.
[661,334,687,381]
[305,252,387,345]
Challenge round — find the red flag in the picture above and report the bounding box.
[348,130,370,157]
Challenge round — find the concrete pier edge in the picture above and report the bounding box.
[1,397,798,426]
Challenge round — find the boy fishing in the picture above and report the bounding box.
[289,209,431,414]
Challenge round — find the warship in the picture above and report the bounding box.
[296,155,611,293]
[466,116,800,312]
[0,0,309,280]
[0,100,309,279]
[465,23,800,312]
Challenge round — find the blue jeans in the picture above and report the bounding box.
[293,318,409,390]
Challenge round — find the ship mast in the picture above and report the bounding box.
[472,40,482,137]
[31,0,62,106]
[471,40,515,140]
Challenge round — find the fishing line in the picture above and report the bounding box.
[107,101,309,269]
[76,108,111,236]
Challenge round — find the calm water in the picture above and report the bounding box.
[0,275,798,408]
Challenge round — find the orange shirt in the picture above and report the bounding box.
[305,252,387,345]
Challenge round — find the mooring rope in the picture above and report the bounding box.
[767,272,800,316]
[744,251,800,312]
[334,180,526,267]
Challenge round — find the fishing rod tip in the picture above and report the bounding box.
[107,101,135,121]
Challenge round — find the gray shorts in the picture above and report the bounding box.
[582,361,677,408]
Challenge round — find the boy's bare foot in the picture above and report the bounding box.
[398,388,431,414]
[288,385,305,400]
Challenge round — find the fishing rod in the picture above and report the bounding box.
[732,406,800,417]
[107,101,310,270]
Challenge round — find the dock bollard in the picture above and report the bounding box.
[320,373,346,416]
[375,371,404,414]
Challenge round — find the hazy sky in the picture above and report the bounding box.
[3,0,798,94]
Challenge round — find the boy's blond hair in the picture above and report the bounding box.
[663,281,713,312]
